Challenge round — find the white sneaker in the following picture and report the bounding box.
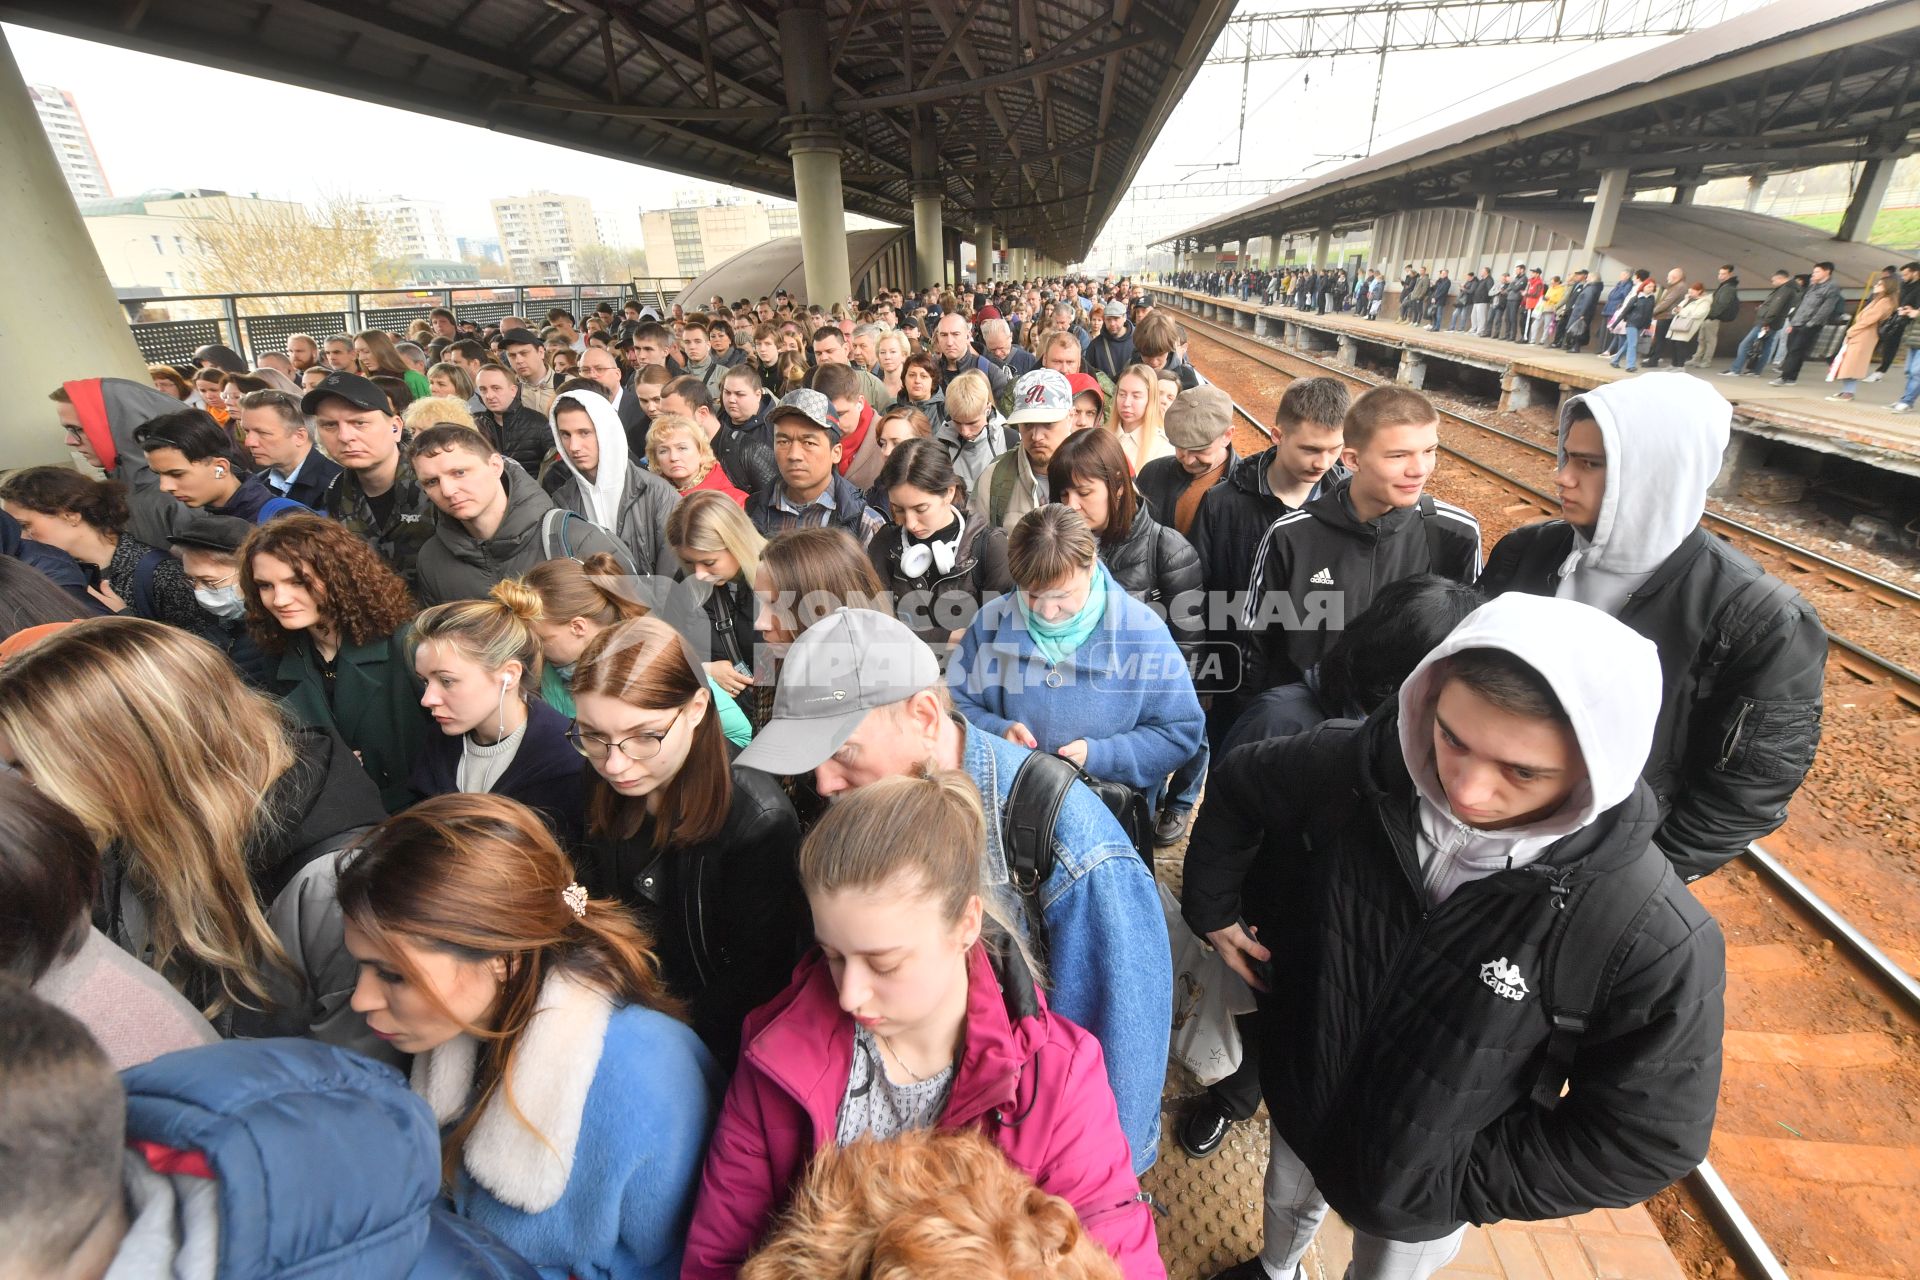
[1866,371,1885,382]
[1892,402,1911,412]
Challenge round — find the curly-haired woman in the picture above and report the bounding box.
[240,513,429,811]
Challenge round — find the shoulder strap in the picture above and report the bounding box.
[1528,843,1671,1110]
[990,454,1018,527]
[540,507,576,561]
[132,548,166,618]
[1002,750,1077,896]
[1695,572,1801,706]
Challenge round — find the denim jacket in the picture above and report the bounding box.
[962,722,1173,1173]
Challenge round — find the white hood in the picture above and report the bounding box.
[1395,593,1663,902]
[1554,372,1730,612]
[550,387,630,530]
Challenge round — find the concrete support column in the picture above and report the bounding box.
[0,29,149,467]
[1311,226,1332,269]
[1466,194,1495,265]
[1235,238,1247,269]
[779,1,850,305]
[1743,172,1769,212]
[974,220,995,282]
[1585,167,1630,255]
[1838,157,1896,242]
[909,113,944,291]
[1670,167,1701,205]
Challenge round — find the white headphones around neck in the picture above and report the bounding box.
[899,512,965,578]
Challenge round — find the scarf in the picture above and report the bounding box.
[1015,568,1107,666]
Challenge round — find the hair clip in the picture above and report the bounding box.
[561,882,588,919]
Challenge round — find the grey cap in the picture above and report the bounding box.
[1162,383,1234,449]
[1005,368,1074,425]
[734,608,942,775]
[1103,300,1127,317]
[766,387,840,442]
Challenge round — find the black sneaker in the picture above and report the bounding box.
[1154,806,1194,847]
[1177,1095,1234,1158]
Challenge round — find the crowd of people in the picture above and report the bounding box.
[0,270,1829,1280]
[1171,256,1914,407]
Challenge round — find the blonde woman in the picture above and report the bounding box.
[664,490,766,699]
[1110,364,1173,474]
[407,581,586,840]
[0,616,390,1053]
[427,361,474,401]
[404,394,478,433]
[647,413,747,506]
[874,329,912,403]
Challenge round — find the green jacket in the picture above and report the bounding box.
[271,631,430,812]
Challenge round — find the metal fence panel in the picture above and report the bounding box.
[361,304,435,332]
[133,319,226,368]
[242,311,349,362]
[453,300,517,327]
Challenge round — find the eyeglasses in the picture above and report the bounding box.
[184,570,238,591]
[566,707,684,761]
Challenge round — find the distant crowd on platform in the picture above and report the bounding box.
[1168,256,1920,409]
[0,261,1828,1280]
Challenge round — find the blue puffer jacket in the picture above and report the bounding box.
[119,1038,537,1279]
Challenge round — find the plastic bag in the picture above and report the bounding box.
[1161,883,1259,1086]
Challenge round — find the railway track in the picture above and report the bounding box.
[1167,304,1920,1280]
[1171,302,1920,714]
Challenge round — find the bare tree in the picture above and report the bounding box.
[570,241,647,285]
[188,191,393,309]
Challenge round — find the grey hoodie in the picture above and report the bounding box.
[72,377,194,549]
[934,406,1012,495]
[1396,592,1663,905]
[1553,372,1730,615]
[416,459,633,605]
[547,387,681,575]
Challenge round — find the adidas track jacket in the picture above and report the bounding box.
[1242,477,1481,691]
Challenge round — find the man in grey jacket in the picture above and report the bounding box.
[1772,261,1844,385]
[409,422,634,605]
[546,387,681,574]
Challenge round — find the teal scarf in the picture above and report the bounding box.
[1016,568,1108,666]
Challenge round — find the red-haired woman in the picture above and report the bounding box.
[569,615,806,1070]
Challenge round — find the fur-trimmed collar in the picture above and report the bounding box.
[412,970,613,1212]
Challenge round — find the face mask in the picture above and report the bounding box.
[194,585,245,620]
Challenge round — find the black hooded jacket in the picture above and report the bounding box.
[1481,524,1824,880]
[1184,710,1724,1240]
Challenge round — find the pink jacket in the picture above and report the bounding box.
[681,942,1164,1279]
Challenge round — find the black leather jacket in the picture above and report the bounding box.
[577,762,806,1071]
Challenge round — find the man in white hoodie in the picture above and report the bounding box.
[1480,372,1825,881]
[1185,593,1725,1280]
[548,387,682,576]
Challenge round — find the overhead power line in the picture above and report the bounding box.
[1206,0,1730,62]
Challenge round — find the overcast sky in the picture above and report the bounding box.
[6,1,1777,266]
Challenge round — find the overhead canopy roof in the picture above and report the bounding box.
[2,0,1236,263]
[1162,0,1920,246]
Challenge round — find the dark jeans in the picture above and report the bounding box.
[1646,317,1674,365]
[1777,323,1824,383]
[1205,1007,1266,1120]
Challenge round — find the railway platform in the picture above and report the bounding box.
[1148,287,1920,481]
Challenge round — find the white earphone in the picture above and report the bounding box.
[213,466,225,477]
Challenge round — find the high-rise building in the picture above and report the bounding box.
[30,83,110,203]
[639,198,802,278]
[365,195,454,262]
[490,191,598,281]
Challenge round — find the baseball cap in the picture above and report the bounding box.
[766,388,840,442]
[1066,372,1105,408]
[1162,383,1233,449]
[499,327,543,348]
[1103,301,1126,318]
[300,371,389,415]
[1006,369,1074,425]
[734,608,941,775]
[168,512,254,555]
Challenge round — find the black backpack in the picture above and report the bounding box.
[999,751,1154,963]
